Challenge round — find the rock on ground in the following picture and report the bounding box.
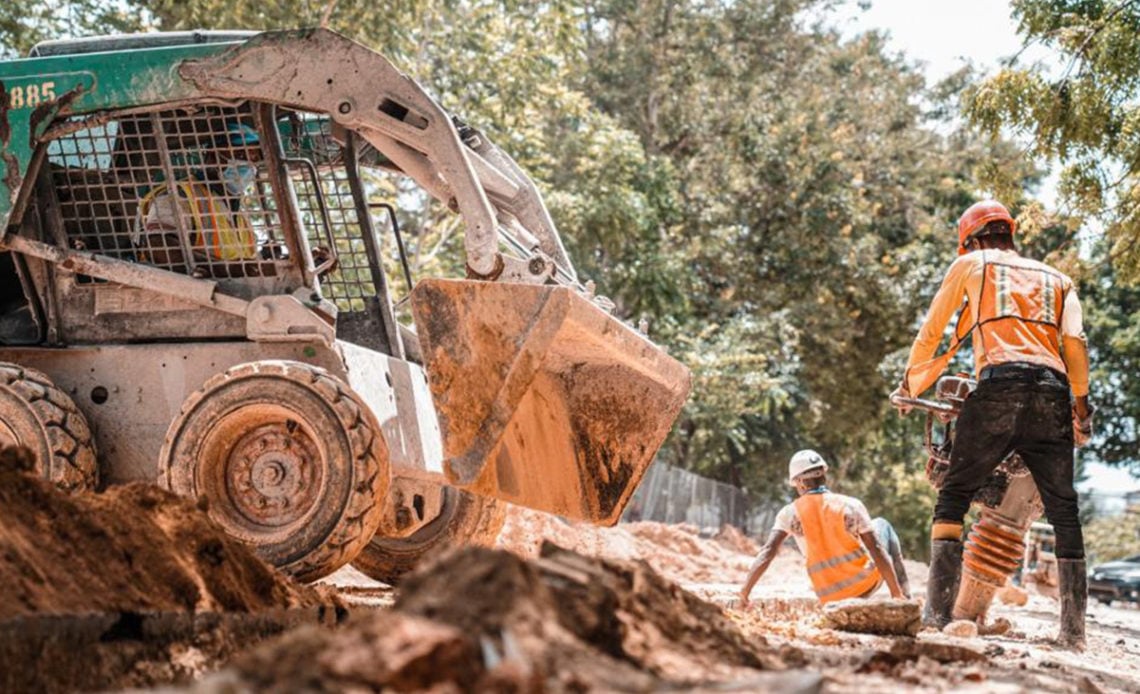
[996,584,1029,606]
[821,598,922,636]
[943,620,980,638]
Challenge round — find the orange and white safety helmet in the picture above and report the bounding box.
[957,200,1016,255]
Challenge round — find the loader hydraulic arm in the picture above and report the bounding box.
[177,28,578,287]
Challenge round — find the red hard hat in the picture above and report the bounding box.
[957,200,1016,255]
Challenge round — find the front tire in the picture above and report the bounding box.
[160,360,389,582]
[351,487,505,584]
[0,362,98,491]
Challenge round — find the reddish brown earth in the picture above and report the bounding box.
[0,446,327,692]
[205,543,811,692]
[0,447,314,619]
[2,448,1138,693]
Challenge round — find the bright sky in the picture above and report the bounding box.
[835,0,1025,82]
[833,1,1139,498]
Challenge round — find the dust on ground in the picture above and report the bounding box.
[292,505,1139,693]
[501,506,1140,692]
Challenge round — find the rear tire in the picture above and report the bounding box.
[351,487,505,585]
[160,360,389,582]
[0,362,98,491]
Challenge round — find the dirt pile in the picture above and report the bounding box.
[497,506,758,584]
[715,522,761,555]
[214,543,809,692]
[0,448,314,619]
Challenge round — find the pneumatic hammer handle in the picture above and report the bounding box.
[889,393,959,422]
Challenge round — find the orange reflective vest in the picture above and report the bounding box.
[138,181,257,261]
[794,493,880,603]
[974,256,1068,372]
[905,250,1073,397]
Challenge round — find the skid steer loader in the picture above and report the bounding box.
[0,29,691,582]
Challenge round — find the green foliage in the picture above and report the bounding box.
[1084,508,1140,564]
[0,0,143,57]
[576,1,1033,499]
[1081,255,1140,471]
[966,0,1140,282]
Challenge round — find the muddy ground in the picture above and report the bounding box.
[488,506,1140,693]
[2,466,1138,693]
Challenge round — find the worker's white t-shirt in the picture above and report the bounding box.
[772,491,874,555]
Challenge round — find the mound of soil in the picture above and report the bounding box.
[715,523,761,555]
[497,506,758,585]
[0,448,314,619]
[218,544,796,692]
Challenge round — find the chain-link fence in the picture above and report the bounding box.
[621,461,780,536]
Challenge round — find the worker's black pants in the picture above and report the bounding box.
[933,367,1084,559]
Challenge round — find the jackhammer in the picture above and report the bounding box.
[891,376,1045,622]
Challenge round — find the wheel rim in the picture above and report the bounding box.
[199,404,327,541]
[0,418,21,447]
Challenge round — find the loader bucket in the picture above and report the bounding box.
[411,279,691,525]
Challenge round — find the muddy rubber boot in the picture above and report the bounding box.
[1057,558,1087,651]
[923,539,962,629]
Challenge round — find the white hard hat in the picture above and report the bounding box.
[788,449,828,484]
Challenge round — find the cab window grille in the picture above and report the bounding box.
[282,114,375,313]
[44,104,286,280]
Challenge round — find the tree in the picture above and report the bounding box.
[1,0,143,56]
[1084,507,1140,564]
[577,1,1034,497]
[966,0,1140,473]
[5,0,1056,557]
[967,0,1140,281]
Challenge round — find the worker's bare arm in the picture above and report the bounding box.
[860,530,905,599]
[738,529,788,608]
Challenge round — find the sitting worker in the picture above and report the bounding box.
[135,122,261,276]
[738,450,910,607]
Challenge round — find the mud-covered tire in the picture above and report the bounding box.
[351,487,505,585]
[160,360,389,582]
[0,362,98,491]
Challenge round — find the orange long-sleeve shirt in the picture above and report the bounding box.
[904,249,1089,397]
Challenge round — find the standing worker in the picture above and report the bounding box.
[738,450,909,607]
[892,200,1093,649]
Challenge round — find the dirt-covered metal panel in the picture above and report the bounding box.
[0,342,345,483]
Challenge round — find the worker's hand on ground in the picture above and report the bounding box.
[1072,405,1094,447]
[737,592,750,610]
[888,384,913,415]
